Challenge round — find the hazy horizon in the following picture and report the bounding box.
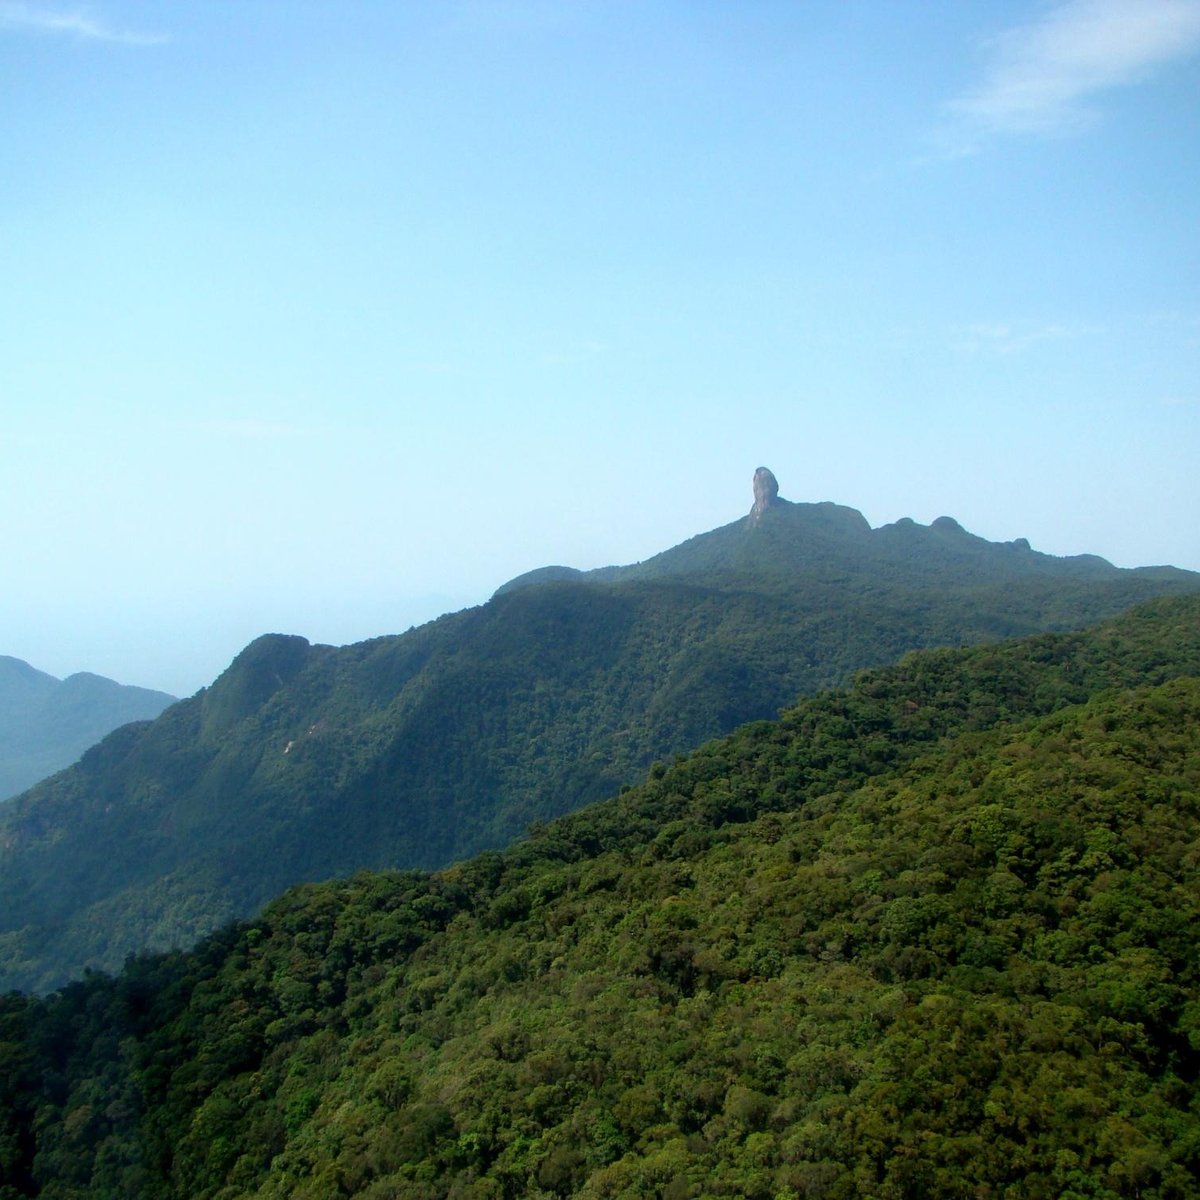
[7,486,1196,699]
[3,0,1198,695]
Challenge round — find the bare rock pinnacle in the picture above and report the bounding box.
[750,466,779,522]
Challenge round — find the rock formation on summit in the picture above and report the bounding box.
[750,466,780,522]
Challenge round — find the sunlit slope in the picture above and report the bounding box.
[0,596,1197,1197]
[0,499,1196,991]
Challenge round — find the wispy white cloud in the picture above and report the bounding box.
[0,1,167,45]
[950,320,1097,355]
[941,0,1200,150]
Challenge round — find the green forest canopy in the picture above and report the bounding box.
[0,595,1197,1198]
[3,497,1197,993]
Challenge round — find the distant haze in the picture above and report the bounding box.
[2,1,1197,695]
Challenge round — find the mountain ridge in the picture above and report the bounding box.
[1,473,1198,991]
[0,594,1197,1197]
[0,657,176,802]
[496,489,1186,597]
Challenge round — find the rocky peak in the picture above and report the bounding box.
[750,467,780,522]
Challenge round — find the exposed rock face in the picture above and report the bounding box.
[750,467,780,522]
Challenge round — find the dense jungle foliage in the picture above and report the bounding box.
[1,499,1196,991]
[0,595,1198,1198]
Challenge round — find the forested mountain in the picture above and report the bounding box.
[0,658,175,801]
[1,474,1197,992]
[0,595,1197,1199]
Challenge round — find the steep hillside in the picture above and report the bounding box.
[1,474,1197,991]
[0,596,1197,1199]
[0,657,175,801]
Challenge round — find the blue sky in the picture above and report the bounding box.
[2,0,1198,695]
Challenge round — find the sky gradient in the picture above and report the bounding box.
[2,0,1198,695]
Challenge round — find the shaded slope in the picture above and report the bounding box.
[0,657,175,801]
[0,596,1197,1198]
[1,494,1198,991]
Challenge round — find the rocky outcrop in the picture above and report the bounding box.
[750,467,780,522]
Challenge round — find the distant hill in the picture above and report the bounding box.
[0,595,1197,1197]
[498,486,1195,595]
[0,471,1197,991]
[0,657,175,801]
